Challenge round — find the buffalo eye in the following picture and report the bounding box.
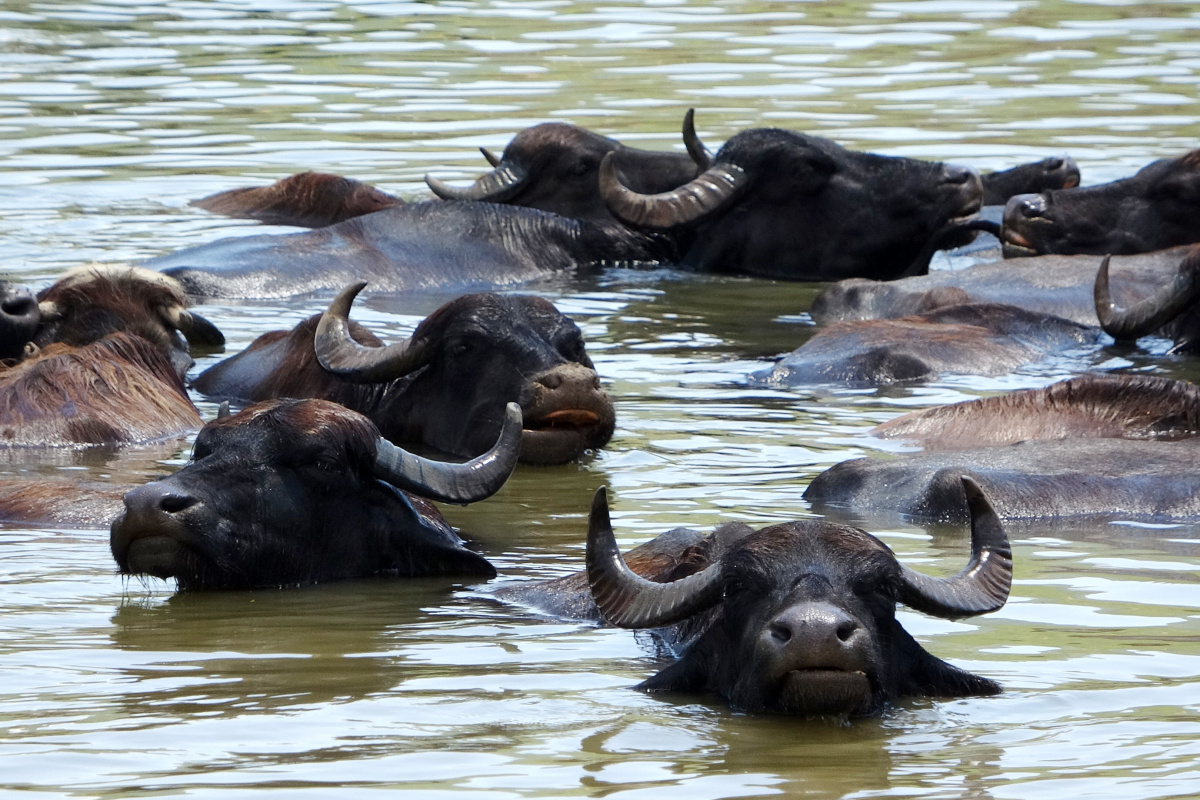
[567,158,596,178]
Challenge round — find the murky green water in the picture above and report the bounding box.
[2,1,1200,796]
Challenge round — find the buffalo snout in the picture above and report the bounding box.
[519,362,615,465]
[111,481,207,581]
[759,601,871,677]
[0,283,39,361]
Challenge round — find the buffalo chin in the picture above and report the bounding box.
[520,427,593,465]
[122,535,193,581]
[772,670,873,717]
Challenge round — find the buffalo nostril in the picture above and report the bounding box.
[591,374,601,390]
[1,296,34,317]
[836,620,859,643]
[1045,157,1064,171]
[944,165,973,185]
[769,622,792,644]
[159,493,198,514]
[1020,196,1046,219]
[539,373,564,390]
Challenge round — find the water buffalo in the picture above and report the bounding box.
[191,172,403,229]
[0,479,128,528]
[0,332,202,446]
[511,483,1010,717]
[1001,149,1200,257]
[599,127,984,281]
[193,284,615,465]
[750,303,1101,387]
[874,373,1200,450]
[1094,245,1200,354]
[0,281,39,361]
[810,246,1192,326]
[807,374,1200,523]
[110,398,522,590]
[980,156,1080,205]
[146,200,670,299]
[426,118,701,224]
[33,264,224,376]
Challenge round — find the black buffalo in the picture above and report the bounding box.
[1094,244,1200,354]
[750,302,1101,387]
[1002,149,1200,257]
[511,483,1010,717]
[807,374,1200,523]
[980,156,1080,205]
[193,284,615,465]
[599,127,984,281]
[110,398,522,590]
[0,281,39,361]
[426,118,701,224]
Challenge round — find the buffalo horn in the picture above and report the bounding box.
[681,108,713,169]
[160,305,226,348]
[600,152,746,229]
[314,282,431,383]
[480,146,503,167]
[586,487,724,628]
[898,477,1013,619]
[424,161,528,202]
[216,401,231,420]
[373,402,522,504]
[1094,252,1200,341]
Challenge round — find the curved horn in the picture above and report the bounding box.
[216,401,231,420]
[600,152,746,230]
[682,108,713,169]
[1095,252,1200,341]
[480,146,503,167]
[314,282,431,383]
[373,402,522,504]
[586,487,724,628]
[161,305,225,348]
[424,162,528,202]
[898,477,1012,619]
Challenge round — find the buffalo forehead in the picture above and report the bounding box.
[729,522,897,585]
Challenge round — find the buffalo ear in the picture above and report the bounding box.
[636,655,708,694]
[891,622,1000,699]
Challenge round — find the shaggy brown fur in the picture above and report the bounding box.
[0,332,200,446]
[191,172,403,228]
[874,373,1200,451]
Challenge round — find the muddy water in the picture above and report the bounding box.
[1,1,1200,796]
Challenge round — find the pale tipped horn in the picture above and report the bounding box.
[599,152,746,229]
[159,305,225,348]
[314,282,431,383]
[424,162,528,202]
[1095,251,1200,341]
[586,487,724,628]
[480,146,503,167]
[682,108,713,169]
[373,402,523,504]
[898,477,1013,619]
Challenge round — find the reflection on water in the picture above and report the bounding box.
[1,0,1200,796]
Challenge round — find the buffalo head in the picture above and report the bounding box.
[0,281,40,361]
[111,398,521,589]
[35,265,224,376]
[425,118,701,224]
[1003,150,1200,257]
[981,156,1080,205]
[1094,245,1200,354]
[599,125,984,281]
[586,479,1010,716]
[314,283,616,465]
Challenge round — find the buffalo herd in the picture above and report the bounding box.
[5,111,1200,719]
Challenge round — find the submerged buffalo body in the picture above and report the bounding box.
[808,374,1200,523]
[0,266,225,447]
[148,201,668,299]
[110,398,522,589]
[194,284,615,465]
[508,484,1010,716]
[192,172,404,229]
[751,302,1101,387]
[600,127,984,281]
[810,247,1192,326]
[1002,149,1200,257]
